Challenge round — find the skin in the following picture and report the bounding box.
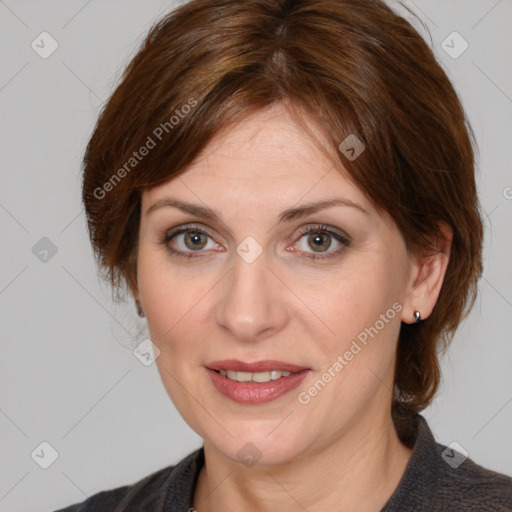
[134,104,451,511]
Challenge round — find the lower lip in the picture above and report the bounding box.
[207,368,310,404]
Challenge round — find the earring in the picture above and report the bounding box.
[136,301,145,318]
[414,311,421,323]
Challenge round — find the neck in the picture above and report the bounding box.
[193,407,413,512]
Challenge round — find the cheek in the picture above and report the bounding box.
[299,279,402,424]
[304,259,403,344]
[301,257,404,403]
[136,248,217,354]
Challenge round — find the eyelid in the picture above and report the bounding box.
[296,224,352,244]
[163,223,214,238]
[162,222,227,244]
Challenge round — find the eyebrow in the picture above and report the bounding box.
[146,197,368,223]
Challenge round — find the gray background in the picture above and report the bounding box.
[0,1,511,510]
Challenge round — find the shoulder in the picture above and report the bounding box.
[52,448,203,512]
[52,465,174,512]
[384,413,512,511]
[433,441,512,510]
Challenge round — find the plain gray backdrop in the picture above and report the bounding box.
[0,1,511,510]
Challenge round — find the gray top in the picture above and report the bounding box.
[54,414,512,511]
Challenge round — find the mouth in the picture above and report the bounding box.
[206,359,310,404]
[216,368,294,383]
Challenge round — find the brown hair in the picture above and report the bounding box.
[82,0,483,422]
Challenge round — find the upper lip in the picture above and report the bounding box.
[207,359,309,373]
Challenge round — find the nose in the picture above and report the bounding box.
[215,247,288,343]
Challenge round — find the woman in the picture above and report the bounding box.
[56,0,512,510]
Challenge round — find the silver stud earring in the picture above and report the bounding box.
[414,311,421,323]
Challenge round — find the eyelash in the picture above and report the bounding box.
[159,223,351,261]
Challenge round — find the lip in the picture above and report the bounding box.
[206,360,310,404]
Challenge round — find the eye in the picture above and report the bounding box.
[160,224,220,260]
[293,224,351,261]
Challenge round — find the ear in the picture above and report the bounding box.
[401,222,453,324]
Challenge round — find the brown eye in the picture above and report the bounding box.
[306,232,332,252]
[295,224,351,261]
[183,231,208,250]
[161,225,219,260]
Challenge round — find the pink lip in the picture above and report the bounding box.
[206,360,310,404]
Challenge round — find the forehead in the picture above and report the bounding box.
[141,105,372,214]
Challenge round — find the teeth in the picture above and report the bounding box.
[218,369,293,383]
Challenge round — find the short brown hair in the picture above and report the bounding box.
[82,0,483,420]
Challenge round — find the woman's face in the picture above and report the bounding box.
[136,104,417,466]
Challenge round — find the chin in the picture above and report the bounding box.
[201,416,317,468]
[215,437,303,468]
